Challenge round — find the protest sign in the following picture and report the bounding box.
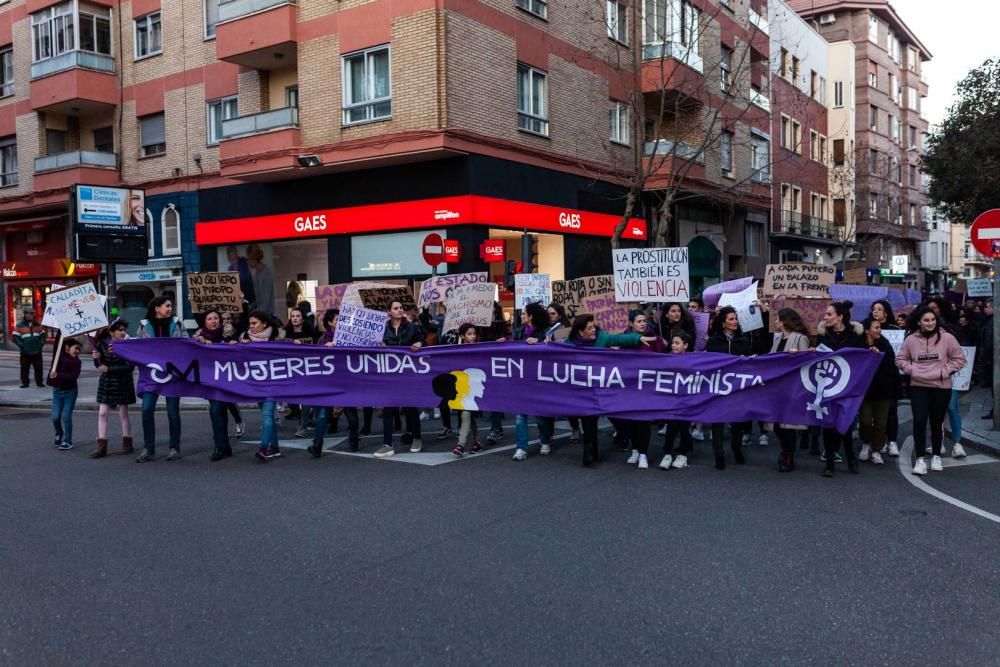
[43,283,108,336]
[418,272,488,308]
[443,282,496,333]
[315,283,350,312]
[967,279,992,298]
[333,303,388,348]
[612,247,690,303]
[904,288,923,305]
[953,347,977,391]
[702,277,754,309]
[842,268,867,285]
[515,273,552,310]
[881,330,905,357]
[764,263,835,298]
[341,281,408,308]
[551,275,615,317]
[719,281,764,332]
[582,294,630,333]
[829,284,887,323]
[768,297,831,335]
[691,311,709,351]
[358,286,417,313]
[187,272,243,313]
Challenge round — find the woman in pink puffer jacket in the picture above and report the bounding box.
[896,306,966,476]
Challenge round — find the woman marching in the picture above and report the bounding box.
[618,311,668,469]
[285,307,319,438]
[659,302,696,342]
[48,338,82,451]
[566,314,656,466]
[857,317,898,466]
[897,305,966,475]
[658,331,694,471]
[135,296,188,463]
[375,300,425,458]
[194,309,237,461]
[239,311,285,463]
[704,306,752,470]
[868,299,901,456]
[91,319,136,458]
[769,308,811,472]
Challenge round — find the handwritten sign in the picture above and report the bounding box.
[764,263,835,298]
[444,282,496,333]
[43,282,108,336]
[613,247,689,303]
[703,277,753,309]
[333,303,388,347]
[551,275,614,317]
[582,294,630,333]
[315,283,349,312]
[514,273,552,310]
[417,272,489,308]
[187,272,243,313]
[842,267,867,285]
[967,279,992,298]
[341,281,408,308]
[953,347,977,391]
[358,286,417,314]
[768,297,831,336]
[719,281,764,332]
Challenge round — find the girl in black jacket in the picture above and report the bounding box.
[857,318,898,466]
[704,306,752,469]
[92,320,136,458]
[375,300,425,458]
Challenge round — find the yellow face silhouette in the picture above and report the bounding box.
[447,368,486,411]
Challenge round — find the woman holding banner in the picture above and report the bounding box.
[769,308,811,472]
[814,301,866,477]
[240,311,285,462]
[375,300,425,458]
[512,303,559,461]
[194,309,236,462]
[621,310,668,469]
[705,307,752,470]
[135,297,188,463]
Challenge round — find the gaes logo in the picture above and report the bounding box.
[800,356,850,419]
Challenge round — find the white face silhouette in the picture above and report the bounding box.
[465,368,486,405]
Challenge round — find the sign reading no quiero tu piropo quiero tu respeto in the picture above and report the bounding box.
[612,248,690,303]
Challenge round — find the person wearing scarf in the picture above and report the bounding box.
[240,311,284,462]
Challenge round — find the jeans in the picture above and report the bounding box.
[663,420,692,456]
[910,387,950,457]
[208,400,230,453]
[20,353,43,386]
[947,389,962,443]
[383,407,420,445]
[260,400,279,448]
[515,415,554,450]
[51,387,78,444]
[489,412,504,432]
[141,392,181,453]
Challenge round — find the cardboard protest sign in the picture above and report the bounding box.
[443,282,496,333]
[187,272,243,313]
[702,276,753,309]
[515,273,552,310]
[692,311,709,351]
[315,283,350,312]
[842,267,868,285]
[953,347,977,391]
[43,282,109,336]
[341,281,409,308]
[612,247,690,303]
[582,294,629,333]
[418,272,489,308]
[551,275,614,317]
[358,286,417,313]
[719,281,764,332]
[967,279,992,298]
[764,263,835,298]
[768,297,831,336]
[333,303,388,348]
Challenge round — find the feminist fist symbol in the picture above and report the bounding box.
[800,357,852,420]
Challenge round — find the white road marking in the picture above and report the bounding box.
[898,437,1000,525]
[941,454,1000,469]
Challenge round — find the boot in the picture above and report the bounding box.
[715,455,725,470]
[582,442,594,467]
[116,436,134,455]
[89,438,108,459]
[732,441,745,465]
[307,439,323,459]
[778,451,795,473]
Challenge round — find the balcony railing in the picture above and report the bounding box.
[219,0,295,23]
[31,51,115,80]
[644,138,704,163]
[222,107,299,140]
[34,150,117,173]
[749,8,769,34]
[774,210,838,241]
[641,41,704,74]
[750,87,770,111]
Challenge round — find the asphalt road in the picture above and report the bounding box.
[2,405,1000,666]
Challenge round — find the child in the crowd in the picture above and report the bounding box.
[452,323,484,457]
[47,338,82,451]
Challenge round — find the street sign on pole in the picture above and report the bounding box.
[970,209,1000,258]
[422,233,444,267]
[891,255,908,275]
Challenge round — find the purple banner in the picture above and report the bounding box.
[115,340,882,433]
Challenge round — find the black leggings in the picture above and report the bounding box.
[910,387,950,457]
[710,423,744,458]
[625,420,651,454]
[225,403,241,424]
[663,420,692,456]
[823,427,856,467]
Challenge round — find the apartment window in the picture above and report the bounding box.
[46,129,66,154]
[750,131,769,183]
[720,130,733,176]
[93,126,113,153]
[516,0,547,19]
[643,0,700,57]
[517,63,548,136]
[833,198,846,226]
[31,3,75,62]
[809,71,817,98]
[891,116,900,143]
[781,183,791,210]
[888,32,901,63]
[204,0,219,38]
[207,96,238,145]
[809,130,817,159]
[893,159,902,184]
[869,148,878,174]
[607,0,627,44]
[868,61,877,88]
[79,6,112,54]
[286,85,299,108]
[342,46,392,125]
[868,14,878,43]
[832,138,844,165]
[908,47,919,72]
[609,101,629,145]
[0,135,16,187]
[134,12,162,59]
[818,76,827,105]
[909,125,917,148]
[139,113,166,157]
[819,136,827,163]
[833,81,843,108]
[791,120,801,154]
[779,48,788,78]
[869,105,878,131]
[869,194,878,218]
[791,187,802,213]
[888,73,896,100]
[162,206,180,255]
[780,115,789,149]
[908,87,918,111]
[791,56,799,85]
[745,222,763,257]
[0,47,11,97]
[719,46,731,93]
[811,193,819,218]
[910,203,917,226]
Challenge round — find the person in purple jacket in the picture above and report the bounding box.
[47,338,82,451]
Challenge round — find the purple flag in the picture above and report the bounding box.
[115,340,883,433]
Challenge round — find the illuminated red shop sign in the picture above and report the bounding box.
[195,195,647,245]
[0,259,101,280]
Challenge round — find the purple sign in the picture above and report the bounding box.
[115,340,883,433]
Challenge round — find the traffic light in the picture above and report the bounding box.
[503,259,518,290]
[521,234,539,273]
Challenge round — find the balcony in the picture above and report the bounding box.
[750,87,770,111]
[222,106,299,139]
[772,210,840,245]
[749,8,769,34]
[856,217,900,237]
[30,52,118,113]
[31,50,114,80]
[644,138,704,163]
[641,41,704,74]
[905,223,929,242]
[32,150,119,192]
[35,150,117,173]
[219,107,300,179]
[216,0,297,70]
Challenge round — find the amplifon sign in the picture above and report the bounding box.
[195,195,648,245]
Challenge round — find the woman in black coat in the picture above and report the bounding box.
[857,318,898,466]
[92,319,136,458]
[704,306,752,470]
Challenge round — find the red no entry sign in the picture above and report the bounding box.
[970,209,1000,258]
[422,233,444,266]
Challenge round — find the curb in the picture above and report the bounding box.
[955,430,1000,458]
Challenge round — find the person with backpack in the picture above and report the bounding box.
[47,338,82,451]
[91,320,136,458]
[134,297,188,462]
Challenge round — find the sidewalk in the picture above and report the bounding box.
[950,386,1000,457]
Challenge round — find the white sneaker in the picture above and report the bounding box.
[659,454,673,470]
[930,455,943,472]
[637,454,649,469]
[741,434,751,446]
[512,448,527,461]
[419,411,429,421]
[374,445,395,458]
[657,425,667,435]
[671,454,688,469]
[871,452,884,465]
[691,429,704,441]
[409,439,423,453]
[758,435,768,446]
[235,422,245,438]
[433,408,441,419]
[888,442,900,457]
[627,449,640,464]
[859,445,872,462]
[952,443,967,459]
[540,443,552,456]
[912,457,928,476]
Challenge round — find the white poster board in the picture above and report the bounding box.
[418,272,489,308]
[43,283,108,336]
[967,279,992,298]
[953,347,977,391]
[718,281,764,332]
[332,303,388,348]
[514,273,552,310]
[612,247,690,303]
[444,282,495,333]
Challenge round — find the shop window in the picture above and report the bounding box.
[342,45,391,126]
[517,63,548,136]
[135,12,162,59]
[140,113,166,157]
[0,135,17,187]
[207,96,238,146]
[161,206,180,255]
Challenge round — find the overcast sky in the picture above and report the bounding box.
[896,0,1000,126]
